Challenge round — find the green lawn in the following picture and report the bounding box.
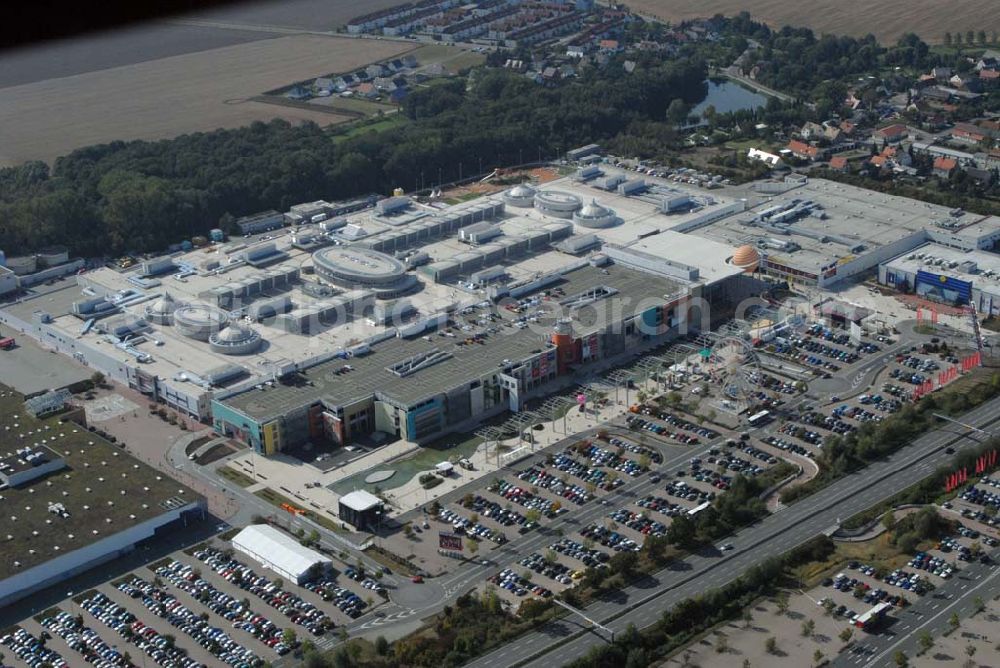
[332,114,410,143]
[218,465,255,488]
[321,96,397,115]
[254,487,346,533]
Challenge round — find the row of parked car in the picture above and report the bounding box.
[518,552,574,585]
[193,547,336,634]
[883,569,930,595]
[466,493,530,527]
[636,494,686,517]
[762,435,814,458]
[666,480,713,503]
[578,443,647,477]
[119,575,269,663]
[40,610,127,668]
[606,436,663,463]
[897,354,940,372]
[438,507,507,543]
[778,421,826,446]
[1,627,68,668]
[517,464,595,503]
[908,552,954,579]
[579,523,641,552]
[81,590,214,668]
[486,569,552,598]
[301,576,369,618]
[549,537,612,566]
[961,484,1000,512]
[789,337,859,365]
[551,452,621,494]
[492,478,575,515]
[152,560,292,653]
[625,415,701,445]
[609,507,668,537]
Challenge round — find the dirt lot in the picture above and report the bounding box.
[622,0,1000,44]
[0,34,413,166]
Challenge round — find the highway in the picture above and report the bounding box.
[466,396,1000,668]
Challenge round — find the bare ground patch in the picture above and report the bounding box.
[622,0,1000,45]
[0,34,414,166]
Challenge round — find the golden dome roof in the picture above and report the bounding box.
[732,245,759,273]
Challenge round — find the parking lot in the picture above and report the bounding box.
[461,425,794,608]
[0,531,391,668]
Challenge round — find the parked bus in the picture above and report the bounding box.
[747,410,772,427]
[853,601,891,630]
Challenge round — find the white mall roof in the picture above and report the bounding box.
[231,524,331,581]
[339,489,383,512]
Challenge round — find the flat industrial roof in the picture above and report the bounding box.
[0,383,202,580]
[221,263,684,420]
[692,179,1000,275]
[884,243,1000,292]
[339,490,382,512]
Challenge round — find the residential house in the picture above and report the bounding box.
[868,154,890,170]
[950,73,983,93]
[623,60,636,74]
[747,148,783,167]
[828,156,849,172]
[424,62,450,77]
[800,122,826,140]
[355,82,378,99]
[874,124,908,144]
[880,146,911,166]
[314,77,337,95]
[933,156,958,178]
[598,39,620,52]
[982,70,1000,86]
[285,85,311,100]
[953,122,989,144]
[567,45,587,58]
[978,150,1000,170]
[787,140,821,161]
[373,77,398,92]
[839,120,857,136]
[976,56,999,71]
[366,64,388,79]
[932,67,953,81]
[920,87,954,103]
[967,167,996,185]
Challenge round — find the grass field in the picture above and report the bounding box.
[623,0,1000,44]
[331,114,411,143]
[0,34,413,167]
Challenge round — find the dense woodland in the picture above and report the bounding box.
[0,57,705,257]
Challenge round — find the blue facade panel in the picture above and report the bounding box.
[212,400,264,451]
[915,270,972,305]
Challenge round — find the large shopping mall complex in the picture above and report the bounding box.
[3,162,1000,455]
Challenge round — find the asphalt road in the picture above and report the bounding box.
[835,544,1000,667]
[466,396,1000,668]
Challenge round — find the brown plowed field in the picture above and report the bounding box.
[623,0,1000,45]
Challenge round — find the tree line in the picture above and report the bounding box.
[0,57,706,257]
